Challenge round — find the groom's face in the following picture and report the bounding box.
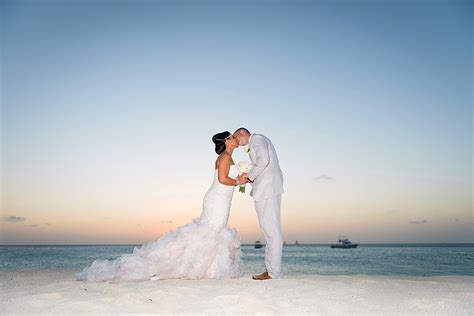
[233,131,243,146]
[233,131,248,146]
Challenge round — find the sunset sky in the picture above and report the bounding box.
[1,0,472,244]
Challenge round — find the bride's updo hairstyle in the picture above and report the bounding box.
[212,131,231,155]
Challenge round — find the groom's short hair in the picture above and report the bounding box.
[234,127,250,136]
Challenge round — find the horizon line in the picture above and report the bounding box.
[1,242,473,247]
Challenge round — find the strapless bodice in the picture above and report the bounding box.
[198,164,239,229]
[211,164,239,195]
[214,164,239,180]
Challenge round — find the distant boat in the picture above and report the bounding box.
[254,240,263,249]
[330,236,359,248]
[294,240,300,245]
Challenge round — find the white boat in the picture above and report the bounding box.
[330,236,359,248]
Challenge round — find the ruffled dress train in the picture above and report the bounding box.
[76,165,243,282]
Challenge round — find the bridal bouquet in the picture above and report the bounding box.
[237,161,253,193]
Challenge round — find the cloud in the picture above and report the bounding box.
[386,209,399,215]
[29,224,39,228]
[315,174,333,182]
[161,220,173,224]
[2,216,26,223]
[409,219,428,225]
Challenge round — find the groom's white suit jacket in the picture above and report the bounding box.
[247,133,284,201]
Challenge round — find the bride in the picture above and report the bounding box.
[76,131,249,282]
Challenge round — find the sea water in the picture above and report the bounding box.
[1,244,472,276]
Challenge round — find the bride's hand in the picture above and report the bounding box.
[239,172,250,184]
[239,173,249,184]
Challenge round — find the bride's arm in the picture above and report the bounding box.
[217,155,243,186]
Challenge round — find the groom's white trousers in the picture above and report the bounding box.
[255,194,283,279]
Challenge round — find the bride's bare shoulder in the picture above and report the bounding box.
[215,153,231,169]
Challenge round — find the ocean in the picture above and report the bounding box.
[1,244,472,276]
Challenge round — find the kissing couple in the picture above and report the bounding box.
[77,127,284,282]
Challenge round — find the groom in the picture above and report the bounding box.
[233,127,284,280]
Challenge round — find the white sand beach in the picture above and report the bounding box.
[0,270,472,314]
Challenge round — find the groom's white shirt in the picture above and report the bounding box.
[247,133,284,201]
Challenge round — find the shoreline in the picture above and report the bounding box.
[1,268,473,278]
[1,270,473,314]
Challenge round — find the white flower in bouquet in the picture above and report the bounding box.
[237,161,253,193]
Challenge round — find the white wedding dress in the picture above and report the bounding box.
[76,165,243,282]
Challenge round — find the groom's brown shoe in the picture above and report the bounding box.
[252,271,272,280]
